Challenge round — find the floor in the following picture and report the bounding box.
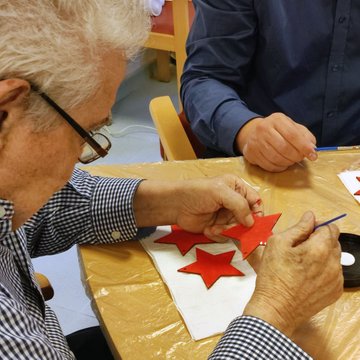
[32,58,178,335]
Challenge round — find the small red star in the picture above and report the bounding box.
[154,225,216,255]
[178,248,244,288]
[354,177,360,196]
[222,213,281,259]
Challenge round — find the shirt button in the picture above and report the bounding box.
[111,231,121,240]
[331,64,340,72]
[327,112,334,118]
[338,16,346,23]
[0,206,5,218]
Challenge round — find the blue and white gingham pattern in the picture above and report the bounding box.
[209,316,312,359]
[0,168,143,359]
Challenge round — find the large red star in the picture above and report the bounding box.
[354,176,360,196]
[178,248,244,288]
[222,213,281,259]
[154,225,216,255]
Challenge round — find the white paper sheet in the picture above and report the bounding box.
[338,170,360,204]
[140,226,256,340]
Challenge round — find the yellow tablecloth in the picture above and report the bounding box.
[79,153,360,359]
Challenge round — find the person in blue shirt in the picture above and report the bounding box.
[181,0,360,172]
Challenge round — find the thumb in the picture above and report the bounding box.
[283,211,315,247]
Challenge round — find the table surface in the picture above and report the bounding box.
[79,153,360,360]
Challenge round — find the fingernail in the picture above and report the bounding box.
[308,152,317,161]
[302,211,313,222]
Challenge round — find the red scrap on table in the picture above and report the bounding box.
[354,177,360,196]
[154,225,216,255]
[178,248,244,288]
[222,213,282,259]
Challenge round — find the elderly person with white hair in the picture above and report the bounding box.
[0,1,343,359]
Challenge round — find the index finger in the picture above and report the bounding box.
[235,179,264,216]
[275,117,316,157]
[220,186,254,227]
[311,223,340,248]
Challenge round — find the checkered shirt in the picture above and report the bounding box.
[0,168,311,359]
[0,168,144,359]
[209,316,312,359]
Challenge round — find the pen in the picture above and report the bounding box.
[313,213,347,230]
[315,145,360,151]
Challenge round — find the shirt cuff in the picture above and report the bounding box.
[213,103,261,156]
[209,315,312,360]
[91,177,144,243]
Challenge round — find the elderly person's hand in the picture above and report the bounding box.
[236,113,318,172]
[243,211,343,337]
[133,174,263,239]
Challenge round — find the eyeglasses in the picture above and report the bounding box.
[31,85,111,164]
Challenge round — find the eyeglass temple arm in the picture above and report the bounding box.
[31,85,107,157]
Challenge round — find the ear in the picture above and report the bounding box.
[0,79,31,110]
[0,79,31,146]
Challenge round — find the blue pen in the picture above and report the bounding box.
[316,145,360,151]
[313,213,347,230]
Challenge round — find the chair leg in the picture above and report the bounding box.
[155,50,171,82]
[35,272,54,301]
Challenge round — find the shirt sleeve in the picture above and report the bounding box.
[25,168,155,257]
[0,291,74,360]
[181,0,261,156]
[209,316,312,359]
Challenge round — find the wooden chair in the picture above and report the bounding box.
[149,96,205,160]
[35,272,54,301]
[145,0,195,108]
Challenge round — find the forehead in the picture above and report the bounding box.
[79,52,126,130]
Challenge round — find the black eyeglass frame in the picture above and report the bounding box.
[30,84,111,163]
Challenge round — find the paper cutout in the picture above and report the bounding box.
[178,248,244,288]
[141,227,257,340]
[354,177,360,196]
[154,225,216,255]
[338,171,360,204]
[222,213,282,259]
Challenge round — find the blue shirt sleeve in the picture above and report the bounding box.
[181,0,261,156]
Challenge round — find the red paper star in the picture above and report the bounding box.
[154,225,216,255]
[354,177,360,196]
[178,248,244,288]
[222,213,282,259]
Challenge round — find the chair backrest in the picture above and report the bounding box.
[145,1,195,104]
[150,96,198,161]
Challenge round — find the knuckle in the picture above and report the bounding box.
[270,112,286,121]
[307,241,328,260]
[255,124,270,137]
[282,129,297,142]
[222,173,237,185]
[276,142,291,154]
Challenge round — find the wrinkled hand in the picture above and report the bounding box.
[243,211,343,337]
[236,113,318,172]
[134,175,263,239]
[174,175,263,239]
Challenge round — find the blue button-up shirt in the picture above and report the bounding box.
[181,0,360,156]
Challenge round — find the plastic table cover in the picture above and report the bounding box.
[79,153,360,359]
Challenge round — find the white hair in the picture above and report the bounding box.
[0,0,150,126]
